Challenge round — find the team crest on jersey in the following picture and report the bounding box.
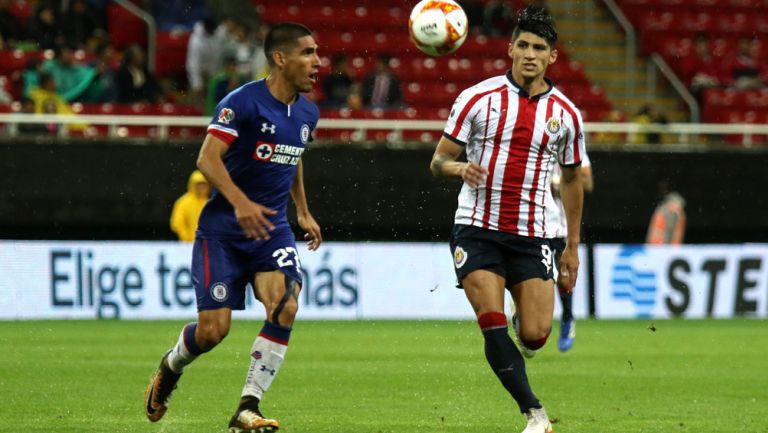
[218,107,235,124]
[454,246,468,268]
[300,124,310,144]
[546,116,561,135]
[211,283,229,302]
[254,141,275,160]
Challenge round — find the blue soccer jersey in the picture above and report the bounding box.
[198,79,319,238]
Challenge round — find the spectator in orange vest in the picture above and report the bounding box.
[646,179,686,245]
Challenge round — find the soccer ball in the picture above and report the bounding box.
[408,0,469,56]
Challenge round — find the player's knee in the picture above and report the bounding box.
[266,298,299,325]
[521,328,551,350]
[196,322,230,350]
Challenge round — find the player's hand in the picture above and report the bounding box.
[297,212,322,251]
[234,201,277,240]
[461,162,488,188]
[559,244,579,292]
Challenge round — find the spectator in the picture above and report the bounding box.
[29,2,64,50]
[483,0,516,36]
[26,72,87,133]
[62,0,105,50]
[169,170,211,242]
[0,76,11,103]
[593,110,625,145]
[186,18,225,105]
[722,37,765,90]
[0,0,24,49]
[115,44,162,103]
[17,97,51,135]
[362,55,403,109]
[462,0,486,36]
[646,179,686,245]
[22,59,43,99]
[42,44,99,102]
[206,0,259,27]
[630,104,666,145]
[206,54,247,115]
[153,0,208,31]
[225,21,261,79]
[322,55,355,108]
[682,34,720,97]
[87,43,118,102]
[250,23,270,80]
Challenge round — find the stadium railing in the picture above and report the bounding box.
[1,113,767,148]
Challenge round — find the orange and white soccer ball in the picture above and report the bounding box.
[408,0,468,56]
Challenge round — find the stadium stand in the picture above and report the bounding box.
[0,0,614,140]
[616,0,768,127]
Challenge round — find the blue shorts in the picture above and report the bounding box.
[191,227,303,311]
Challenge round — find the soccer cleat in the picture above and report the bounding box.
[228,398,280,433]
[144,350,182,422]
[511,314,538,359]
[558,318,576,352]
[522,407,553,433]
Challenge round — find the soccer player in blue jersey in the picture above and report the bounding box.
[144,23,322,433]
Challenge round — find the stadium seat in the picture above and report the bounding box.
[107,3,148,50]
[155,31,190,79]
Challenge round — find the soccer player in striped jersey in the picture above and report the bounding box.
[546,154,593,352]
[430,7,585,433]
[144,23,322,433]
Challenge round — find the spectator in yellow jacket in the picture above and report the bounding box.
[170,170,210,241]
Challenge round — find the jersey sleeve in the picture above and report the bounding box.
[442,89,478,146]
[559,107,586,167]
[207,89,249,145]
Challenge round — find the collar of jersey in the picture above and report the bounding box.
[505,70,554,100]
[259,79,300,110]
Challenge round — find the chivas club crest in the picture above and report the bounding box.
[454,246,468,268]
[546,116,561,135]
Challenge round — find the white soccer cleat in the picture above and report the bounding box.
[512,314,538,359]
[522,407,553,433]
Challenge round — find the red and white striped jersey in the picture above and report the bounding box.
[443,72,586,238]
[545,152,591,238]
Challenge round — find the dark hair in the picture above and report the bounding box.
[264,22,313,66]
[512,6,558,47]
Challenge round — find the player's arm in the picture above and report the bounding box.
[558,165,584,290]
[429,136,487,188]
[290,158,322,251]
[196,133,277,240]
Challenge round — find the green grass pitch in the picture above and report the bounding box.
[1,319,766,432]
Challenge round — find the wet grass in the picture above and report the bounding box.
[1,319,766,432]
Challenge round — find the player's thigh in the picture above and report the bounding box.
[253,269,303,305]
[191,238,251,311]
[244,227,304,317]
[461,269,507,316]
[510,277,555,337]
[502,235,556,334]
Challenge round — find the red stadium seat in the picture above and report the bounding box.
[107,3,147,50]
[155,31,190,79]
[682,12,715,32]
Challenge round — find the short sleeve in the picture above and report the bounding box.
[442,90,478,146]
[559,107,586,167]
[207,89,249,145]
